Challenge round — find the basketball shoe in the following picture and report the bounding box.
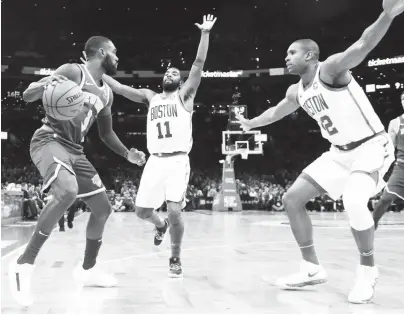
[348,265,378,304]
[8,258,35,307]
[73,263,117,287]
[154,218,169,246]
[276,260,327,289]
[169,257,183,278]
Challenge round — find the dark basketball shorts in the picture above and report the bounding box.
[385,162,404,200]
[30,133,105,198]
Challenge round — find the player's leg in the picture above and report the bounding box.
[277,151,348,289]
[373,164,404,229]
[373,189,396,230]
[136,205,166,230]
[165,155,190,278]
[343,171,379,303]
[345,135,394,304]
[18,172,77,258]
[166,201,184,278]
[135,155,168,246]
[70,157,116,287]
[343,171,377,267]
[83,192,112,267]
[10,140,78,307]
[73,192,116,287]
[282,176,324,265]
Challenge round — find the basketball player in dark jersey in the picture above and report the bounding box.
[373,91,404,229]
[8,36,146,308]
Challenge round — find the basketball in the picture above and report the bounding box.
[42,80,85,120]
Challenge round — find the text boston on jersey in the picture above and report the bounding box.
[150,103,179,121]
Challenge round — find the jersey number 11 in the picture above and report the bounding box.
[157,121,173,139]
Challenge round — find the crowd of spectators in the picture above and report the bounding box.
[5,143,397,216]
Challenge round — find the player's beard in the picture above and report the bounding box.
[163,79,180,92]
[102,55,117,76]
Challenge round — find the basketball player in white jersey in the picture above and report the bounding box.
[373,91,404,229]
[100,15,217,277]
[237,0,403,304]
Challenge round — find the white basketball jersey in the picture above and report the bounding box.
[297,63,384,146]
[147,91,193,154]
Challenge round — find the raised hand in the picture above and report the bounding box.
[195,14,217,32]
[235,112,254,132]
[383,0,404,18]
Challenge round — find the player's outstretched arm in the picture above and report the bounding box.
[322,0,403,77]
[102,74,156,106]
[388,117,399,147]
[22,64,80,103]
[179,14,217,111]
[236,84,300,131]
[96,92,146,166]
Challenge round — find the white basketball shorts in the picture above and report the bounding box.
[302,133,394,200]
[135,154,190,209]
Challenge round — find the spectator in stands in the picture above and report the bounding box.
[30,184,44,213]
[112,195,125,212]
[207,184,218,199]
[122,191,135,212]
[21,183,38,220]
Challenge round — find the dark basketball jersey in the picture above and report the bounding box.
[42,64,112,151]
[396,115,404,161]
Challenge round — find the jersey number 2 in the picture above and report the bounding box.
[157,121,172,139]
[320,115,338,136]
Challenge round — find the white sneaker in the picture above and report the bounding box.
[276,260,327,289]
[8,259,35,307]
[73,264,117,287]
[348,265,378,304]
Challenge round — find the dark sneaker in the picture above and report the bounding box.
[169,257,183,278]
[154,219,169,246]
[67,221,73,229]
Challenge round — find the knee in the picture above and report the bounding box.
[282,190,305,211]
[343,190,373,230]
[167,203,182,225]
[53,172,78,203]
[342,190,369,211]
[342,191,358,210]
[100,202,113,218]
[135,206,152,220]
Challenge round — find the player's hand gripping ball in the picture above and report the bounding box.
[42,77,85,120]
[127,148,147,166]
[383,0,404,18]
